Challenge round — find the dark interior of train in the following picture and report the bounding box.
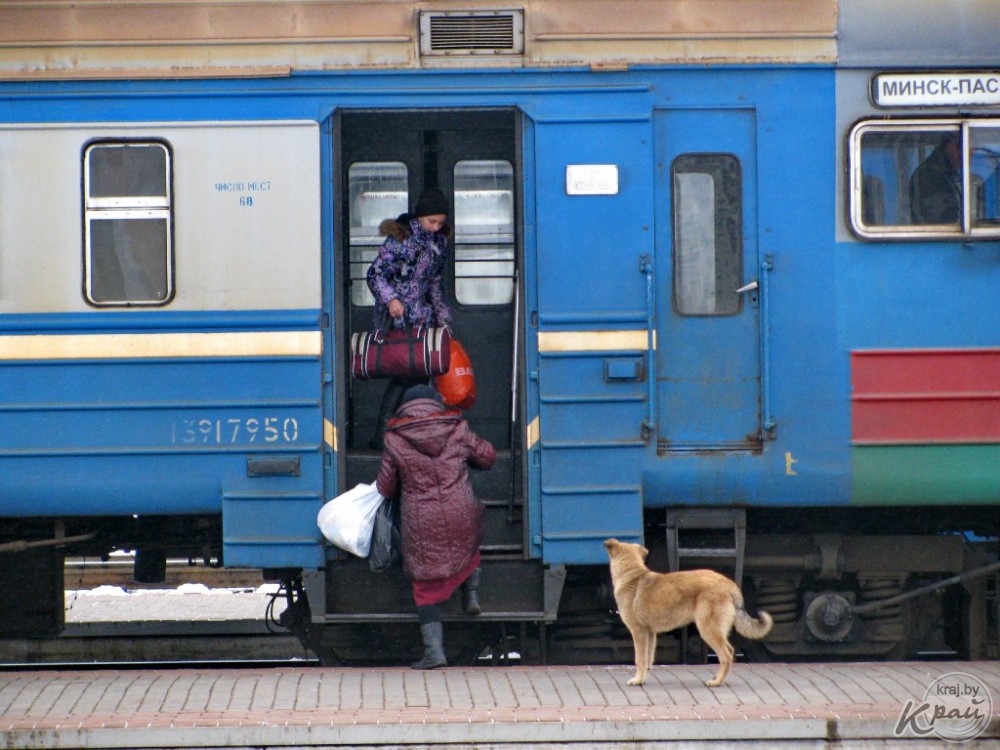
[337,109,522,510]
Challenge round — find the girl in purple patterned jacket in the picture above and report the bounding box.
[365,188,453,449]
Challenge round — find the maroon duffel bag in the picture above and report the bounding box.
[351,326,452,380]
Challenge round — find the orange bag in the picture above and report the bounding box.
[434,338,477,410]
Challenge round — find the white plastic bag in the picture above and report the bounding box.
[316,482,384,557]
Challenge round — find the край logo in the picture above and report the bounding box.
[895,671,993,742]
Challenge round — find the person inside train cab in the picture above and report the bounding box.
[375,384,496,669]
[366,188,453,450]
[909,131,962,225]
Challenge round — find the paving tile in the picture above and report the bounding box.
[2,662,1000,746]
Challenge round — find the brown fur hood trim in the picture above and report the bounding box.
[379,217,411,242]
[379,215,453,240]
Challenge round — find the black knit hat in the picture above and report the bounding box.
[414,188,449,218]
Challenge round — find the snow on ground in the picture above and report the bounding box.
[64,583,285,622]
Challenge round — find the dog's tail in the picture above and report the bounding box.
[731,591,773,640]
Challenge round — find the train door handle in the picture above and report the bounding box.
[737,279,760,308]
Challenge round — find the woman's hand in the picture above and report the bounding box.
[388,299,404,319]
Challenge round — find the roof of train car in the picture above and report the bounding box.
[0,0,996,81]
[0,0,838,79]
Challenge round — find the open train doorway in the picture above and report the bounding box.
[335,108,523,523]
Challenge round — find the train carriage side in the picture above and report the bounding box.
[814,1,1000,661]
[546,3,1000,666]
[0,63,855,663]
[0,116,328,636]
[521,41,1000,661]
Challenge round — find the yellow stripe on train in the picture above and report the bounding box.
[537,330,655,353]
[0,331,323,360]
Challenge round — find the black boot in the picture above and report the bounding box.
[461,568,481,615]
[411,622,447,670]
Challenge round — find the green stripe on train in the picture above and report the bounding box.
[852,444,1000,506]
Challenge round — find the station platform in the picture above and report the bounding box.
[2,661,999,748]
[63,583,287,636]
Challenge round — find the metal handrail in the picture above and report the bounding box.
[640,253,656,438]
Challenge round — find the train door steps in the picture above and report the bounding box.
[666,508,747,585]
[2,662,999,749]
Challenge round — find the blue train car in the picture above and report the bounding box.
[0,0,998,664]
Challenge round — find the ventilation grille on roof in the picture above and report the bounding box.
[419,10,524,56]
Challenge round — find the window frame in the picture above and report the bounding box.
[452,158,516,307]
[83,139,174,307]
[670,152,744,318]
[848,118,1000,241]
[346,160,409,308]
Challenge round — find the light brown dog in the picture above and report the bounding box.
[604,538,772,688]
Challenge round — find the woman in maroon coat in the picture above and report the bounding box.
[375,384,496,669]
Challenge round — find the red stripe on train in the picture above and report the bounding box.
[851,348,1000,443]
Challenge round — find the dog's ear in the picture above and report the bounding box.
[604,538,618,551]
[642,546,650,560]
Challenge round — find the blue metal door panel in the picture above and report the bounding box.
[654,109,761,451]
[532,117,652,563]
[539,355,647,442]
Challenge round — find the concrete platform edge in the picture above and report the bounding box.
[0,716,960,750]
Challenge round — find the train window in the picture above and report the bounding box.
[83,141,172,305]
[970,124,1000,231]
[453,160,514,305]
[850,120,1000,239]
[671,154,742,316]
[348,162,408,306]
